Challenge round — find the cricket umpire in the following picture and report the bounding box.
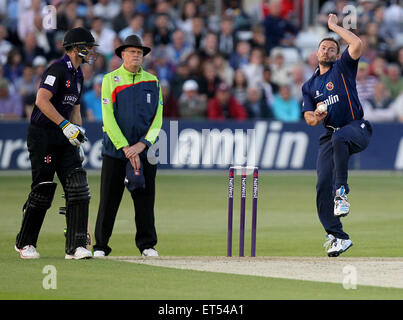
[93,35,163,257]
[15,27,98,260]
[301,14,372,257]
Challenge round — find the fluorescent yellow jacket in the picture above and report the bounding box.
[101,64,163,159]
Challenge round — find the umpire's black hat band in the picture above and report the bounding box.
[115,35,151,58]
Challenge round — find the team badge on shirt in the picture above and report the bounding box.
[326,82,334,91]
[44,75,56,86]
[113,76,121,82]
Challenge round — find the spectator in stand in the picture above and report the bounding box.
[304,51,319,80]
[231,68,249,106]
[362,81,395,122]
[93,53,108,75]
[229,40,250,70]
[199,31,219,62]
[56,0,79,31]
[249,24,266,51]
[270,48,292,86]
[218,15,236,58]
[32,13,52,57]
[271,84,300,122]
[261,66,278,108]
[21,32,45,65]
[108,54,122,72]
[382,64,403,100]
[244,86,273,119]
[161,79,179,119]
[81,63,95,96]
[119,12,144,41]
[241,47,265,88]
[186,52,203,81]
[356,60,377,102]
[212,53,234,87]
[17,0,42,41]
[15,63,36,98]
[83,74,103,122]
[93,0,121,23]
[177,0,198,36]
[188,16,205,51]
[178,79,207,119]
[32,55,47,80]
[290,64,306,106]
[0,25,12,65]
[112,0,135,33]
[0,77,22,119]
[152,13,172,46]
[91,17,117,59]
[152,46,176,82]
[365,22,387,54]
[165,29,193,66]
[369,56,387,79]
[198,59,221,100]
[359,34,379,63]
[171,60,191,100]
[207,82,247,120]
[3,47,23,84]
[263,0,298,54]
[46,31,65,61]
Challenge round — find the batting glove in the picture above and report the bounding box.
[59,120,87,146]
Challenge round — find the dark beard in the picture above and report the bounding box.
[319,60,334,67]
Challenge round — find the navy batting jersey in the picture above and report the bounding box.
[31,54,83,128]
[301,48,364,128]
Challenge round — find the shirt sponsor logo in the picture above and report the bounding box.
[326,82,334,91]
[321,94,339,106]
[66,80,70,88]
[314,90,323,99]
[63,94,78,106]
[44,75,56,86]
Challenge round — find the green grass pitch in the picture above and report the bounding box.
[1,171,403,299]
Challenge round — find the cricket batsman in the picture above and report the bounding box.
[301,14,372,257]
[15,28,98,259]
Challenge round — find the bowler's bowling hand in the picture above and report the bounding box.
[328,13,338,31]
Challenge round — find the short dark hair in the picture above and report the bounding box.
[318,37,340,54]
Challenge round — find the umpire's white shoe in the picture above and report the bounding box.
[334,186,350,217]
[65,247,93,260]
[93,250,105,257]
[15,245,40,259]
[324,234,353,257]
[142,248,158,257]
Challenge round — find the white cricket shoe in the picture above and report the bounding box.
[15,245,40,259]
[93,250,105,257]
[142,248,158,257]
[65,247,93,260]
[334,186,350,217]
[324,234,353,257]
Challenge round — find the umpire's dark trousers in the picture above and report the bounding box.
[316,119,372,239]
[94,155,157,255]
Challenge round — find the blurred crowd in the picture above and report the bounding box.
[0,0,403,122]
